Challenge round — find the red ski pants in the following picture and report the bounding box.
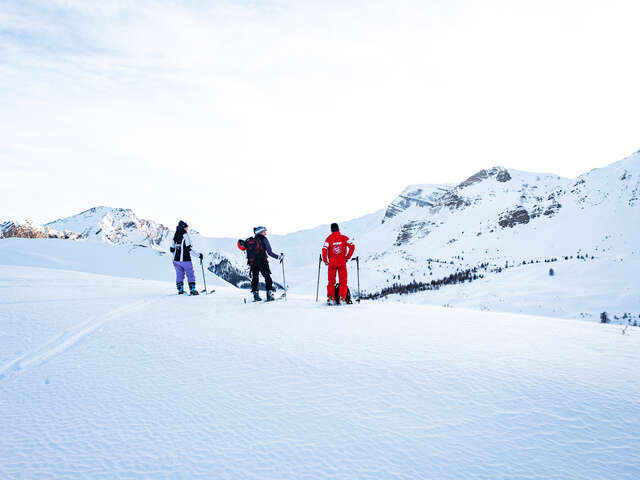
[327,264,348,299]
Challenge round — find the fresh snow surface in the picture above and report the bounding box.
[0,238,231,287]
[1,265,639,479]
[2,236,638,323]
[391,254,640,322]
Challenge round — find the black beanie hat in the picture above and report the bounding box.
[331,223,339,232]
[178,220,188,229]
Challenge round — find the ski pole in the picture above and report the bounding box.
[356,256,360,300]
[316,253,322,302]
[200,256,208,295]
[281,257,287,300]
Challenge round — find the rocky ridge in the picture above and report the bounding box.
[45,206,170,248]
[0,220,81,240]
[357,151,640,298]
[3,150,639,300]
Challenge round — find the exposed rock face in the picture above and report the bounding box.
[0,221,81,240]
[459,167,511,188]
[207,253,251,287]
[394,220,429,246]
[496,169,512,182]
[383,187,442,222]
[440,191,472,210]
[543,201,562,217]
[210,254,283,290]
[498,207,530,228]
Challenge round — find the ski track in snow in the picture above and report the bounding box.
[1,266,639,479]
[0,300,149,382]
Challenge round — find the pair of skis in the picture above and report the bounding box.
[244,257,288,304]
[326,298,353,306]
[244,292,287,304]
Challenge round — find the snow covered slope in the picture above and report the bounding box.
[0,238,231,287]
[2,151,638,319]
[5,207,249,288]
[193,151,639,305]
[357,152,640,291]
[334,151,640,320]
[394,254,640,323]
[0,266,638,479]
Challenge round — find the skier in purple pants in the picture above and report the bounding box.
[170,220,203,295]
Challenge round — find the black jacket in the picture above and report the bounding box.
[257,234,279,261]
[170,233,198,262]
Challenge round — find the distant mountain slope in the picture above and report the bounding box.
[3,208,247,288]
[354,150,640,296]
[42,207,252,288]
[45,206,170,248]
[2,150,638,317]
[1,220,81,240]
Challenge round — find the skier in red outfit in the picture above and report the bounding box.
[322,222,355,304]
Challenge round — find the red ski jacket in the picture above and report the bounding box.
[322,231,355,266]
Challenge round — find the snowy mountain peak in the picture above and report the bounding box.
[45,206,170,248]
[383,166,531,225]
[366,152,640,302]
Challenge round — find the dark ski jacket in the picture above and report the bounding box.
[258,234,279,262]
[170,233,199,262]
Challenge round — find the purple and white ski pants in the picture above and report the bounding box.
[173,261,195,283]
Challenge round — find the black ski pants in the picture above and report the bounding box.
[250,260,273,292]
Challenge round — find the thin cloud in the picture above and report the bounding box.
[1,0,639,235]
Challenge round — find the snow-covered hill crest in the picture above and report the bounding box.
[45,206,171,248]
[382,167,514,223]
[2,150,639,319]
[341,150,640,319]
[1,207,252,289]
[372,151,639,258]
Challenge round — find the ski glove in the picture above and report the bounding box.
[278,253,285,263]
[199,253,204,260]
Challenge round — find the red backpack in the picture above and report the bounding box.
[238,237,262,265]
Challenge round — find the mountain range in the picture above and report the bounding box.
[2,150,639,322]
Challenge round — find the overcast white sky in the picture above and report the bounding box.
[1,0,638,236]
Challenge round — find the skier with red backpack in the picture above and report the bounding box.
[322,223,355,305]
[237,226,284,302]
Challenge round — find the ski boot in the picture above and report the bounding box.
[177,282,185,295]
[327,296,335,305]
[189,282,199,295]
[266,290,275,302]
[252,291,262,302]
[342,296,352,305]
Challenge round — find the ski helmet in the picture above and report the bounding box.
[331,223,339,232]
[178,220,188,229]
